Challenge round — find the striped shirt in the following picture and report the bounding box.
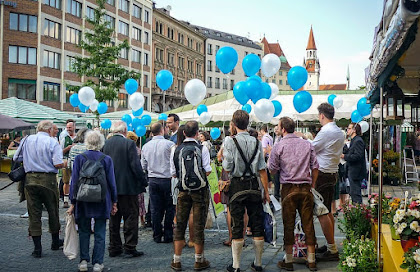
[68,143,87,170]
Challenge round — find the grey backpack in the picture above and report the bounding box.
[75,154,107,203]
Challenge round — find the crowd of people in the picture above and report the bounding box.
[10,102,370,272]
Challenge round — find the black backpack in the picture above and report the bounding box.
[75,153,107,203]
[177,142,207,191]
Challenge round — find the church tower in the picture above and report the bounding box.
[304,26,320,90]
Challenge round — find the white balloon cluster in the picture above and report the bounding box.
[184,79,207,106]
[261,54,281,78]
[78,86,96,107]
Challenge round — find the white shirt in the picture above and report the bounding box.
[170,138,212,176]
[310,122,344,173]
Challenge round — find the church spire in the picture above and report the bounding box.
[306,26,317,50]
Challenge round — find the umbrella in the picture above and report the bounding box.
[0,114,34,133]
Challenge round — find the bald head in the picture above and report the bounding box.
[151,122,163,136]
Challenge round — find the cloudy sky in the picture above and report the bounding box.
[155,0,383,89]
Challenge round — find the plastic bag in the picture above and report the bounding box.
[263,202,277,246]
[63,214,79,260]
[292,219,308,263]
[311,188,329,216]
[171,177,179,206]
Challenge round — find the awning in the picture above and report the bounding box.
[0,114,34,133]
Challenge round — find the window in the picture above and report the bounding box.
[43,82,60,101]
[43,50,61,69]
[187,37,193,48]
[223,78,227,90]
[86,6,95,20]
[177,80,184,92]
[207,44,212,55]
[9,46,37,65]
[230,80,234,90]
[133,4,141,19]
[66,0,82,17]
[216,45,220,53]
[187,60,193,72]
[104,14,115,29]
[196,63,202,75]
[207,77,212,88]
[105,100,114,107]
[144,31,149,44]
[119,0,129,12]
[8,79,36,100]
[178,57,184,69]
[120,48,128,59]
[144,74,149,87]
[132,27,141,41]
[178,33,184,44]
[168,52,174,66]
[155,48,163,62]
[118,21,129,36]
[144,9,149,23]
[43,19,61,39]
[144,53,148,66]
[279,80,283,85]
[66,27,81,44]
[215,78,220,89]
[231,68,235,75]
[65,85,77,102]
[279,71,283,76]
[196,42,201,52]
[245,51,248,56]
[10,13,37,33]
[215,66,220,73]
[119,93,128,108]
[207,60,212,71]
[106,0,115,6]
[65,55,76,72]
[132,49,141,63]
[286,80,289,85]
[43,0,61,9]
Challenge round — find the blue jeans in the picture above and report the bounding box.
[149,177,174,242]
[78,217,106,264]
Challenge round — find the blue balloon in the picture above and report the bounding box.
[233,81,249,105]
[357,97,371,117]
[288,66,308,91]
[247,75,262,83]
[97,102,108,115]
[351,110,363,123]
[242,54,261,77]
[69,93,80,107]
[132,118,141,128]
[78,103,88,113]
[124,78,138,95]
[132,107,144,117]
[156,70,173,91]
[135,125,146,137]
[197,104,208,116]
[100,119,111,129]
[140,115,152,126]
[260,82,272,100]
[293,91,312,113]
[216,46,238,74]
[244,78,261,100]
[158,113,168,121]
[210,128,221,140]
[242,104,252,113]
[121,114,132,124]
[127,124,133,132]
[328,94,337,106]
[272,100,282,117]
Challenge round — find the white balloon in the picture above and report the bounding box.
[129,92,144,111]
[78,86,95,106]
[333,96,343,109]
[89,99,99,112]
[254,99,275,123]
[269,83,279,100]
[261,54,281,78]
[184,79,207,106]
[199,112,211,125]
[360,120,369,133]
[351,105,357,112]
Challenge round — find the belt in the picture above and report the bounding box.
[319,171,336,175]
[27,172,56,175]
[283,183,311,187]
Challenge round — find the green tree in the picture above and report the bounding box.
[357,85,366,90]
[70,0,140,103]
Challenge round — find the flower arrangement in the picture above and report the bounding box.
[401,244,420,272]
[393,203,420,240]
[338,236,378,272]
[383,150,400,162]
[338,203,372,240]
[369,193,401,224]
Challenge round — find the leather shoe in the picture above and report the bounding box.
[124,249,144,257]
[194,259,210,271]
[109,250,123,257]
[277,260,294,271]
[315,245,327,254]
[306,262,317,271]
[171,261,182,271]
[51,239,64,250]
[31,249,42,258]
[250,261,262,272]
[226,264,240,272]
[316,250,339,262]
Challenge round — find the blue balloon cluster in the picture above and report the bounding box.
[100,119,111,129]
[233,77,272,105]
[132,107,144,117]
[158,113,168,121]
[141,115,152,126]
[233,81,249,105]
[121,114,132,125]
[216,47,238,74]
[328,94,337,106]
[156,70,173,91]
[242,104,251,113]
[288,66,308,91]
[210,128,221,140]
[124,78,138,95]
[293,91,312,113]
[197,104,208,116]
[357,97,371,117]
[70,94,80,107]
[97,102,108,115]
[132,118,141,128]
[135,125,146,137]
[78,103,88,113]
[242,54,261,77]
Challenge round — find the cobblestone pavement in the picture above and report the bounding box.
[0,176,343,272]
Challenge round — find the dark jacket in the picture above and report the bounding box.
[343,136,366,181]
[103,134,147,195]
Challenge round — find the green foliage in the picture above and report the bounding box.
[70,0,140,102]
[338,236,378,272]
[338,203,372,240]
[401,245,420,272]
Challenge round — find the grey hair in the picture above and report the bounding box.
[73,128,90,144]
[111,120,127,134]
[37,120,54,133]
[85,130,105,151]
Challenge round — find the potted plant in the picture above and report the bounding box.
[393,201,420,252]
[338,203,372,240]
[400,244,420,272]
[338,236,378,271]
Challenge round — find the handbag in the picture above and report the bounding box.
[63,214,79,260]
[7,149,17,158]
[218,180,230,193]
[263,202,277,246]
[8,137,27,183]
[311,188,329,216]
[292,219,308,263]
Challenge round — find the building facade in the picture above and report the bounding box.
[152,7,205,112]
[259,37,292,91]
[188,24,263,97]
[0,0,153,111]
